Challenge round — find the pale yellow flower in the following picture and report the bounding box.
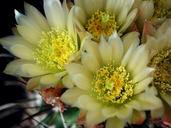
[137,0,171,27]
[146,19,171,120]
[61,32,162,128]
[0,0,78,90]
[71,0,137,40]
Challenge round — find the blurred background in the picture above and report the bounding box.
[0,0,45,127]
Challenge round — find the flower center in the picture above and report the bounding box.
[91,65,134,105]
[85,10,117,41]
[34,28,77,72]
[150,48,171,94]
[153,0,168,18]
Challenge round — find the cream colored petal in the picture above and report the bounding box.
[109,32,124,64]
[127,45,148,75]
[75,95,101,111]
[44,0,66,28]
[86,110,106,127]
[160,93,171,106]
[145,86,158,96]
[81,39,101,72]
[115,106,133,119]
[0,36,35,60]
[17,25,41,45]
[103,105,132,121]
[133,53,149,76]
[139,1,154,20]
[133,68,154,83]
[134,77,153,95]
[27,77,41,90]
[121,42,138,67]
[126,100,141,111]
[61,87,86,106]
[135,93,163,111]
[117,0,134,26]
[28,73,64,90]
[62,75,74,88]
[106,117,125,128]
[67,7,77,43]
[102,106,116,118]
[72,6,87,26]
[106,0,118,14]
[122,32,140,52]
[15,10,42,32]
[66,63,91,77]
[99,36,112,65]
[119,8,138,34]
[62,0,69,20]
[76,0,105,17]
[40,72,66,87]
[111,0,125,16]
[24,3,49,31]
[4,59,49,77]
[155,19,171,37]
[72,73,91,90]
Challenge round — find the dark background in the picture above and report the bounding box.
[0,0,44,127]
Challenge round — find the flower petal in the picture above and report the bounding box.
[4,59,49,77]
[119,8,138,34]
[72,73,91,90]
[115,106,133,119]
[99,36,112,65]
[72,6,87,26]
[16,25,41,45]
[106,117,125,128]
[67,6,77,43]
[109,32,124,64]
[24,2,49,31]
[40,72,66,87]
[62,75,74,88]
[0,36,35,60]
[86,110,106,127]
[121,42,138,67]
[133,68,154,83]
[102,106,116,118]
[134,77,153,95]
[44,0,66,28]
[75,95,101,111]
[122,32,140,52]
[127,45,148,75]
[75,0,105,16]
[81,39,101,72]
[61,87,86,106]
[66,63,91,77]
[135,93,163,111]
[139,1,154,20]
[117,0,134,26]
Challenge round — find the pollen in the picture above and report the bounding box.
[153,0,168,18]
[34,28,77,72]
[150,48,171,94]
[85,10,118,41]
[91,65,134,105]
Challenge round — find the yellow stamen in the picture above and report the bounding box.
[34,28,77,72]
[150,48,171,93]
[85,10,117,41]
[91,65,134,105]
